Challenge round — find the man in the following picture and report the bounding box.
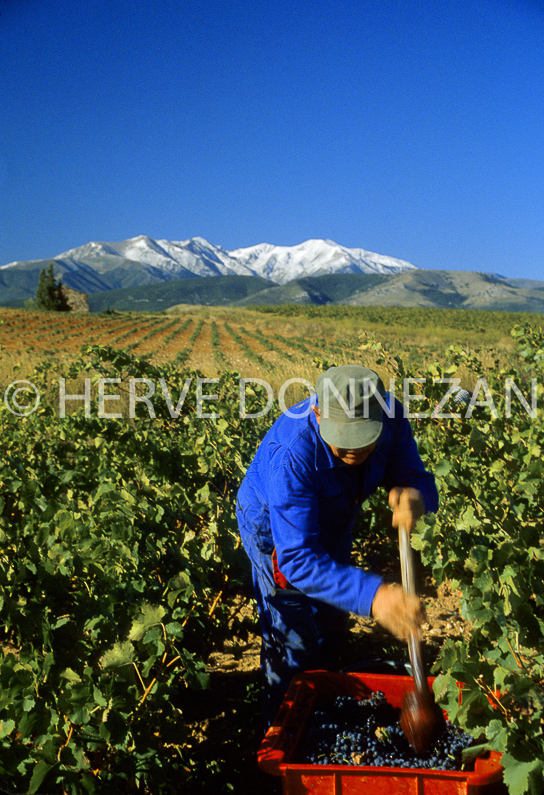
[236,364,438,727]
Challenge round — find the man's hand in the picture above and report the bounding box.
[371,583,425,642]
[388,487,425,532]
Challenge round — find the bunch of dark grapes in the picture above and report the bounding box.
[296,691,475,770]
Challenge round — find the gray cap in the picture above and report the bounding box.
[316,365,385,449]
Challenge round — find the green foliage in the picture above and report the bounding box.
[410,323,544,794]
[2,319,544,793]
[35,264,67,312]
[0,345,275,793]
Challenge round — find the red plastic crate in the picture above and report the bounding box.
[258,670,506,794]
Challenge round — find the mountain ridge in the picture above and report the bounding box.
[0,235,416,305]
[3,236,544,313]
[84,269,544,314]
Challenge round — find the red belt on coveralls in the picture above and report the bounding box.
[271,548,291,590]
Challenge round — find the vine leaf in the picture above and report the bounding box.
[501,755,544,795]
[0,719,15,738]
[128,604,166,642]
[99,641,135,669]
[28,760,53,794]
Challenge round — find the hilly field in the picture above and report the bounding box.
[0,303,541,400]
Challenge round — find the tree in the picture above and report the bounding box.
[35,263,68,311]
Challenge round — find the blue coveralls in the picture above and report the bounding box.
[236,393,438,726]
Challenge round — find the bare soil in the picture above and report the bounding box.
[187,547,467,794]
[206,581,465,677]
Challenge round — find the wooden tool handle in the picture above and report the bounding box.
[399,525,429,695]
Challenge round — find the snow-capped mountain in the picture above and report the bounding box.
[51,236,257,279]
[3,236,544,312]
[1,235,417,292]
[228,239,415,283]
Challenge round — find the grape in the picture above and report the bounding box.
[295,691,475,770]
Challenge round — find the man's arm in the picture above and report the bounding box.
[269,455,383,617]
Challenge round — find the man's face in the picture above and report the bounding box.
[312,406,376,466]
[327,443,376,466]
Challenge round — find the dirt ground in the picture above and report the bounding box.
[206,580,464,677]
[188,549,467,794]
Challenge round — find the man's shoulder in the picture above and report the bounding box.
[259,399,318,463]
[271,406,316,448]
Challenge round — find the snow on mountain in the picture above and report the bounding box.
[229,239,415,283]
[53,235,257,278]
[1,236,417,288]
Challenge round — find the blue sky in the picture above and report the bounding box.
[1,0,543,280]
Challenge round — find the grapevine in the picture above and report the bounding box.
[0,313,543,794]
[0,344,277,794]
[412,324,544,795]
